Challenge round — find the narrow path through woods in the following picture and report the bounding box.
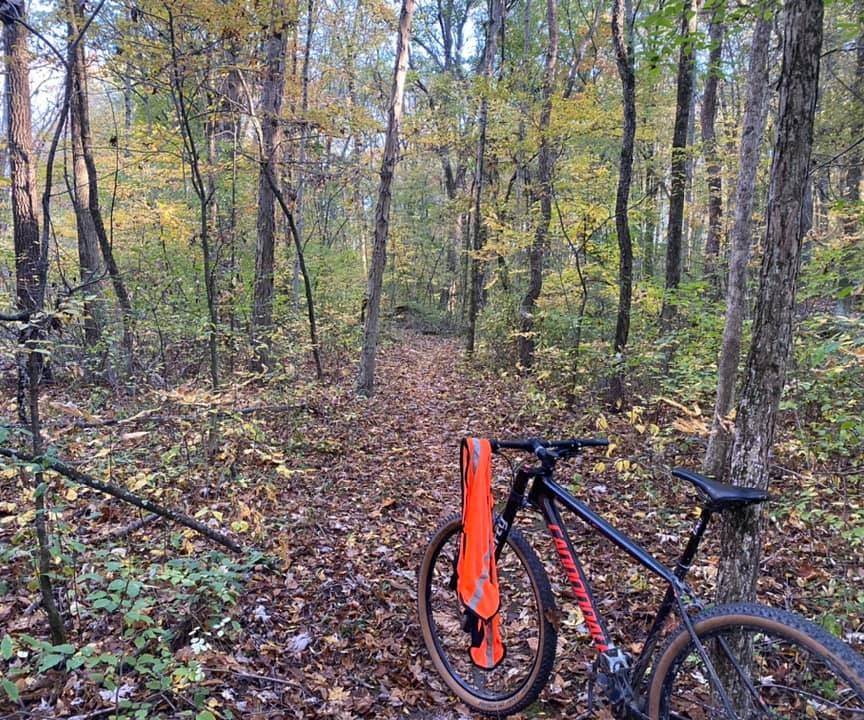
[237,331,541,718]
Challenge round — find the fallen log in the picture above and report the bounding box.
[0,447,243,554]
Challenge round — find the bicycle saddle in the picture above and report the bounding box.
[672,469,768,511]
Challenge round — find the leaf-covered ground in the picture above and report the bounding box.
[1,331,862,718]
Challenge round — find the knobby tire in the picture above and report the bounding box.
[417,514,558,716]
[647,602,864,719]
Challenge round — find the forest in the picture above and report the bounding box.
[0,0,862,714]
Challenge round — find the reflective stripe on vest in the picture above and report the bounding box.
[469,615,505,670]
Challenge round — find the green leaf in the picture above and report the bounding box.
[195,711,216,720]
[66,656,86,670]
[1,678,19,703]
[37,654,66,672]
[821,614,843,638]
[92,598,119,612]
[0,635,13,661]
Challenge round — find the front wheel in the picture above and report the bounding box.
[417,514,558,717]
[647,602,864,719]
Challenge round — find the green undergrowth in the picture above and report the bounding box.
[0,536,264,717]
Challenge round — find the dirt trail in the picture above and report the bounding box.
[189,331,864,719]
[239,331,535,718]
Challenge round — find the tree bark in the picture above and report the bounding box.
[701,0,725,282]
[466,0,505,356]
[517,0,558,368]
[716,0,823,605]
[251,0,290,363]
[661,0,698,325]
[0,66,8,239]
[356,0,415,395]
[611,0,636,354]
[4,12,66,646]
[703,9,772,479]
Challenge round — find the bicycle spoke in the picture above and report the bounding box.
[658,617,864,719]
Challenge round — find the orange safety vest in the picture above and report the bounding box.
[457,437,505,669]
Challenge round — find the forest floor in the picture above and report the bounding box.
[1,329,862,719]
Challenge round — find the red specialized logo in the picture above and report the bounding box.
[548,523,609,652]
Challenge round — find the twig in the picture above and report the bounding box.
[101,513,162,540]
[206,668,295,685]
[0,447,243,554]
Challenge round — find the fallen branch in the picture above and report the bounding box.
[101,512,162,541]
[46,402,318,430]
[0,309,31,322]
[0,447,243,554]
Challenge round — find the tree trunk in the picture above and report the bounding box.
[716,0,823,605]
[67,6,103,347]
[5,12,66,646]
[514,0,532,224]
[611,0,636,354]
[466,0,505,356]
[252,0,290,362]
[204,93,220,394]
[68,0,134,364]
[703,9,772,479]
[6,21,42,318]
[661,0,698,325]
[292,0,313,316]
[166,12,219,390]
[838,21,863,315]
[643,144,658,279]
[701,0,725,282]
[356,0,415,395]
[517,0,558,368]
[842,28,863,228]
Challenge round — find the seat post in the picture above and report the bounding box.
[674,508,713,581]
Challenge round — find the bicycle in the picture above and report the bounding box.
[417,437,864,718]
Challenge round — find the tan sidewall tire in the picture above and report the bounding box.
[417,514,557,716]
[646,604,864,719]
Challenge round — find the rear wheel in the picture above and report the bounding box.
[417,514,557,716]
[647,603,864,719]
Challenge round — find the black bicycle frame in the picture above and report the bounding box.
[494,461,716,691]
